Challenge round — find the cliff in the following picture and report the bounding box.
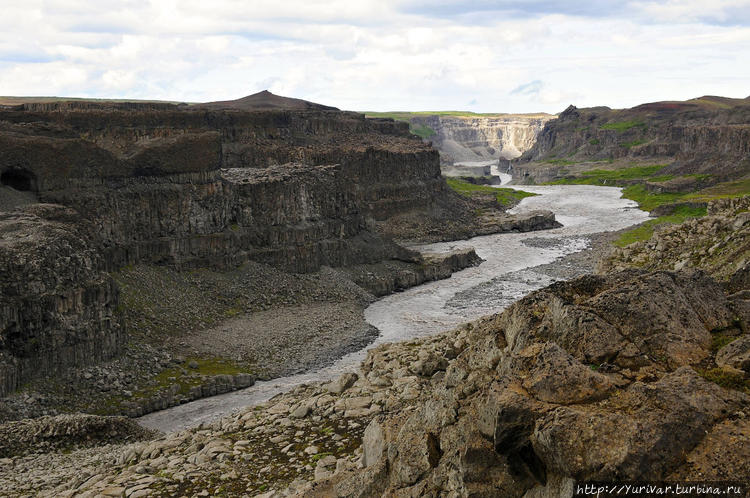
[0,95,557,400]
[409,114,554,166]
[510,96,750,185]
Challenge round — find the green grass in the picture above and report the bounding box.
[619,184,686,211]
[600,120,646,132]
[614,206,707,247]
[409,123,436,139]
[621,139,646,148]
[445,177,537,207]
[589,138,600,145]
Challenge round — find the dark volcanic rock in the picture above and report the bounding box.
[0,99,557,401]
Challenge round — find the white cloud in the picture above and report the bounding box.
[0,1,748,112]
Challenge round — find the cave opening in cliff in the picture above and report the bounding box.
[1,168,36,192]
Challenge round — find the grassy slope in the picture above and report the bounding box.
[445,177,537,208]
[546,166,750,246]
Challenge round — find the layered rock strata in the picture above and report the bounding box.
[510,96,750,184]
[409,114,554,165]
[0,98,556,399]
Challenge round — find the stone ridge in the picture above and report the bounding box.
[510,97,750,183]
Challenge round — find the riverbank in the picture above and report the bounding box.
[0,248,486,422]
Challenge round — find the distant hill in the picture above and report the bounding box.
[196,90,338,111]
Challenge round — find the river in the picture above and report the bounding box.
[138,184,649,432]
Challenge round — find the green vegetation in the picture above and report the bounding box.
[698,367,750,394]
[619,184,684,211]
[542,165,748,247]
[545,159,576,166]
[364,110,551,119]
[621,139,646,148]
[94,357,249,415]
[409,123,436,139]
[613,205,708,247]
[600,120,646,132]
[445,177,538,208]
[589,138,600,145]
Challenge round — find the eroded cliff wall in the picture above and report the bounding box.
[511,97,750,183]
[410,114,554,165]
[0,103,451,395]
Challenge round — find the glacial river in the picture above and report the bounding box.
[138,183,649,432]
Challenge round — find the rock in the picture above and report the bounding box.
[362,419,385,467]
[289,403,312,419]
[325,373,359,395]
[716,335,750,372]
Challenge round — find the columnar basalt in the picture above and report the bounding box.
[0,96,557,399]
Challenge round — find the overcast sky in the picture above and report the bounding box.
[1,0,749,113]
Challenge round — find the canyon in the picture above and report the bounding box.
[0,92,748,497]
[0,92,557,416]
[509,96,750,185]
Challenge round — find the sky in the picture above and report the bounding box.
[0,0,749,113]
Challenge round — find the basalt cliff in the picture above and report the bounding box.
[509,95,750,185]
[0,92,558,412]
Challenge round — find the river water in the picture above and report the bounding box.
[138,185,649,432]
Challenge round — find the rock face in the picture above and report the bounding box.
[409,114,554,165]
[9,268,747,497]
[510,96,750,183]
[0,205,122,397]
[600,196,750,286]
[300,269,749,497]
[0,98,558,398]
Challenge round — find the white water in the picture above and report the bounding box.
[138,185,649,432]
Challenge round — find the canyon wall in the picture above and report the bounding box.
[409,114,554,165]
[510,97,750,183]
[0,102,444,395]
[0,99,556,397]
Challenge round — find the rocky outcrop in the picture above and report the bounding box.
[409,114,554,165]
[599,196,750,285]
[511,96,750,184]
[8,267,747,497]
[0,413,156,458]
[0,205,122,397]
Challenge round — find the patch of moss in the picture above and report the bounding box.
[409,123,436,139]
[698,367,750,394]
[93,357,251,415]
